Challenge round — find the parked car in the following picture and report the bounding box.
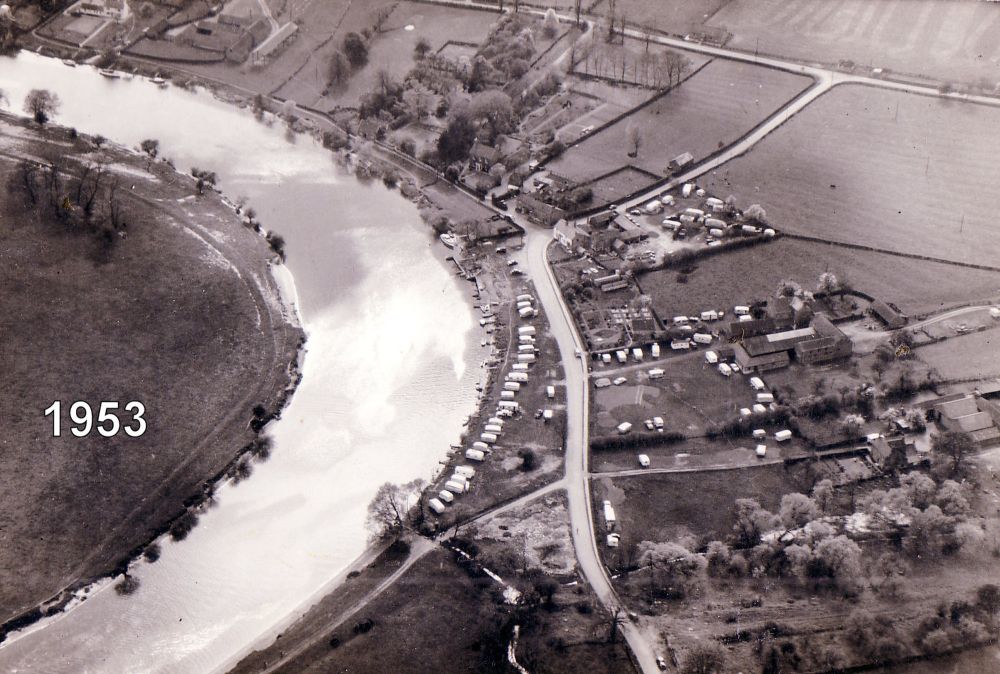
[629,208,642,216]
[656,656,668,670]
[638,454,651,467]
[613,376,628,385]
[644,419,655,430]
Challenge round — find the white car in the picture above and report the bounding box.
[638,454,651,467]
[613,376,628,386]
[730,362,742,373]
[644,419,655,431]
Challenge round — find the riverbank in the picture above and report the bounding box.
[0,111,305,642]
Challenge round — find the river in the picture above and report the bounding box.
[0,52,487,673]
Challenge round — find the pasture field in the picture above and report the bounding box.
[0,122,302,621]
[916,328,1000,381]
[709,0,1000,85]
[547,58,812,185]
[701,84,1000,268]
[606,0,731,35]
[637,237,1000,321]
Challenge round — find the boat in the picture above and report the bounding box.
[99,68,120,79]
[150,75,167,86]
[439,232,457,249]
[62,59,76,67]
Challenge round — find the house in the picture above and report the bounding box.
[732,346,791,373]
[870,299,907,329]
[794,315,852,365]
[472,214,524,242]
[515,193,566,227]
[469,142,502,172]
[669,152,694,172]
[75,0,129,20]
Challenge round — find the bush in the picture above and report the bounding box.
[169,511,199,541]
[519,448,537,471]
[143,543,161,563]
[114,575,140,596]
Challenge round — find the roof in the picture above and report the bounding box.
[954,411,995,433]
[970,427,1000,444]
[671,152,694,165]
[742,327,816,357]
[872,299,906,326]
[794,335,842,354]
[470,142,502,164]
[735,344,791,366]
[936,396,980,419]
[811,313,846,338]
[728,317,775,339]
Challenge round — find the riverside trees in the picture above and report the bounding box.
[23,89,60,125]
[366,479,427,540]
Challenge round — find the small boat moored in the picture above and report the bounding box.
[99,68,121,79]
[62,59,76,67]
[439,232,457,248]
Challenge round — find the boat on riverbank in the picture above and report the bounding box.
[98,68,120,79]
[439,232,457,248]
[61,59,76,67]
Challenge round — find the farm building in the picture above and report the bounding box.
[251,22,298,64]
[726,317,776,340]
[669,151,694,172]
[870,299,908,329]
[734,314,852,371]
[794,315,852,365]
[932,394,1000,447]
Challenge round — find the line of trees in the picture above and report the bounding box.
[6,153,128,253]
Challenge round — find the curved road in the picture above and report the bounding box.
[521,230,662,673]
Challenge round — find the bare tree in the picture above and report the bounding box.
[365,479,427,540]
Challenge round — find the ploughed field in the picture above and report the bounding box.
[710,0,1000,85]
[547,58,812,185]
[0,121,301,622]
[702,84,1000,269]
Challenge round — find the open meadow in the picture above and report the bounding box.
[547,58,812,187]
[0,122,301,621]
[710,0,1000,85]
[638,237,1000,321]
[701,84,1000,268]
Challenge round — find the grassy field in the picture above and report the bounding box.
[548,58,812,184]
[916,328,1000,381]
[710,0,1000,85]
[591,353,754,437]
[0,121,301,622]
[593,462,814,544]
[638,237,1000,321]
[702,84,1000,268]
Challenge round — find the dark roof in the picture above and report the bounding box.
[470,142,502,164]
[727,317,775,339]
[871,299,906,326]
[794,336,841,354]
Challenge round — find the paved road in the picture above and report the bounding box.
[522,229,662,674]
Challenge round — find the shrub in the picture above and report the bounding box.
[114,575,140,596]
